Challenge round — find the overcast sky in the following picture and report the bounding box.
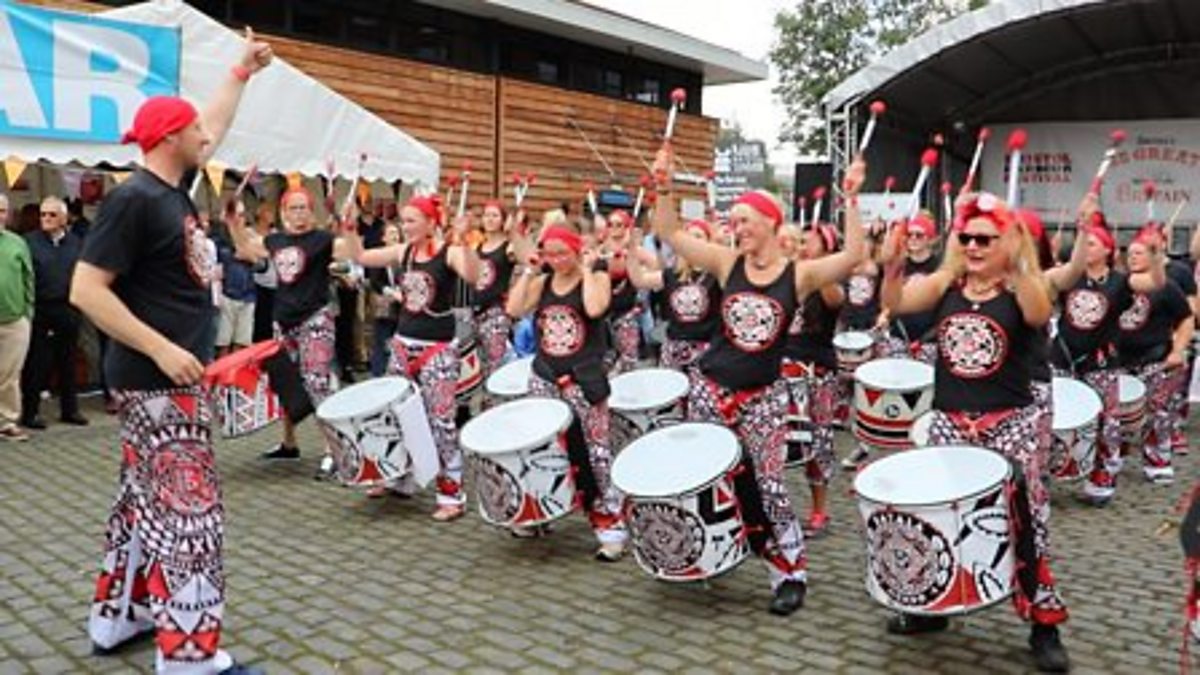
[584,0,799,172]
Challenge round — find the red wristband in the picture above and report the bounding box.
[231,65,251,82]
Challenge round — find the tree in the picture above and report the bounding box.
[770,0,975,157]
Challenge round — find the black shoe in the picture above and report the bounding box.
[20,416,46,430]
[61,413,89,426]
[1029,623,1070,672]
[219,663,265,675]
[768,580,807,615]
[261,444,300,460]
[91,627,154,656]
[887,613,949,635]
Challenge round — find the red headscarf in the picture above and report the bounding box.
[907,212,936,238]
[609,209,633,229]
[405,195,442,226]
[121,96,199,153]
[684,219,713,239]
[1131,224,1161,248]
[1015,208,1045,240]
[733,191,783,229]
[280,186,314,210]
[540,225,582,254]
[1087,224,1115,252]
[482,198,505,216]
[953,192,1013,233]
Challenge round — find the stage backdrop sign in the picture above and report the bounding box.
[0,3,180,143]
[982,120,1200,229]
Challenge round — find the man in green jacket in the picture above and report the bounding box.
[0,193,33,441]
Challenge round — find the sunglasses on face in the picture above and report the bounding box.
[957,232,998,247]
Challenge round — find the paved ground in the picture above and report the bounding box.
[0,395,1191,674]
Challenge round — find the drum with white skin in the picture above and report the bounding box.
[1116,374,1147,445]
[612,423,750,581]
[853,359,935,450]
[854,445,1015,615]
[485,356,533,401]
[460,398,576,528]
[1049,377,1103,481]
[316,377,439,488]
[609,368,690,439]
[833,331,875,375]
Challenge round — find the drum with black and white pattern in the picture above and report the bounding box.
[853,358,935,450]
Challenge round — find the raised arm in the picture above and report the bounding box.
[226,209,268,262]
[447,215,481,285]
[580,248,612,319]
[200,28,274,162]
[505,268,545,319]
[625,237,664,291]
[879,226,956,315]
[652,145,736,283]
[796,157,868,298]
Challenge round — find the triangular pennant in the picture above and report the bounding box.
[204,161,226,195]
[863,387,883,407]
[111,171,132,185]
[3,156,27,185]
[900,390,924,412]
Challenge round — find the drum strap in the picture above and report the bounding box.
[398,340,452,378]
[944,409,1017,442]
[781,361,828,379]
[704,377,769,426]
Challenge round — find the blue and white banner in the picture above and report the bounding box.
[0,1,180,143]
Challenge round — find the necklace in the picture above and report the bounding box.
[749,255,775,270]
[964,277,1002,311]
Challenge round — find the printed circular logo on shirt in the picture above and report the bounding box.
[1119,293,1150,331]
[721,292,784,353]
[1064,288,1109,331]
[273,246,307,285]
[669,283,709,323]
[401,270,435,314]
[787,306,805,336]
[474,259,496,292]
[847,274,875,306]
[938,311,1008,379]
[538,304,585,357]
[182,214,215,287]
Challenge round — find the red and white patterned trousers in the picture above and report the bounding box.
[388,337,464,505]
[475,305,512,379]
[277,306,338,407]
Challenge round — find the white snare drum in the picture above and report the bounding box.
[316,377,439,488]
[460,398,576,527]
[854,445,1015,615]
[456,338,483,403]
[1117,374,1147,444]
[907,412,934,447]
[1050,377,1102,481]
[612,423,750,581]
[833,331,875,374]
[204,340,283,438]
[485,356,533,400]
[853,359,935,450]
[609,368,689,434]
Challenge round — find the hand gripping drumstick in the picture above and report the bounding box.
[810,186,826,226]
[456,162,472,218]
[1005,130,1027,207]
[961,127,991,195]
[858,100,886,154]
[1090,129,1127,195]
[908,148,939,220]
[633,174,651,219]
[1144,181,1157,222]
[663,88,687,141]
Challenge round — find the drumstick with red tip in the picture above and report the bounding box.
[664,88,687,141]
[340,152,368,230]
[585,181,598,216]
[510,172,523,206]
[883,175,896,196]
[941,181,953,229]
[797,197,807,229]
[444,174,458,217]
[1144,181,1157,222]
[811,186,826,226]
[234,163,259,200]
[633,174,652,219]
[704,170,717,211]
[908,148,939,220]
[519,172,537,206]
[1167,197,1189,231]
[456,161,472,218]
[1090,129,1127,195]
[1005,130,1027,207]
[857,100,886,154]
[961,127,991,195]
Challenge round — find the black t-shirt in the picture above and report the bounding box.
[1168,259,1198,297]
[662,268,720,342]
[1118,280,1191,367]
[1052,270,1133,373]
[783,290,838,369]
[533,276,608,379]
[394,244,458,341]
[473,241,515,309]
[933,285,1035,413]
[891,255,940,342]
[841,269,880,330]
[699,257,797,391]
[265,229,334,329]
[80,168,211,390]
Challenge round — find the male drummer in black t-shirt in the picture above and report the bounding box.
[70,28,273,675]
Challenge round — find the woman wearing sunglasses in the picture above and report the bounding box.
[598,209,644,375]
[652,143,866,616]
[879,193,1069,671]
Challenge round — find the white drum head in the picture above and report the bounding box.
[460,397,571,455]
[317,377,413,421]
[1052,377,1102,432]
[1119,375,1146,403]
[834,331,874,351]
[610,368,690,412]
[855,359,934,391]
[485,356,533,398]
[854,445,1010,506]
[612,423,739,497]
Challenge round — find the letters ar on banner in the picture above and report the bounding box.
[0,2,180,144]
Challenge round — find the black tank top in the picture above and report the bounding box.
[1053,270,1132,373]
[610,275,638,316]
[533,277,608,380]
[1030,326,1051,384]
[394,244,457,341]
[933,285,1034,412]
[841,270,880,330]
[783,290,838,369]
[699,257,797,391]
[472,242,515,309]
[663,268,720,342]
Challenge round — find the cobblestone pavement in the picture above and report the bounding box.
[0,396,1191,674]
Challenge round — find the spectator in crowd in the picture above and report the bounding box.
[251,200,278,342]
[21,196,87,429]
[215,198,257,357]
[366,221,401,376]
[67,198,91,239]
[0,194,34,441]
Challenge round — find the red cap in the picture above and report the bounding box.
[540,225,582,254]
[733,191,784,229]
[121,96,198,153]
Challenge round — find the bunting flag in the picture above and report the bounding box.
[111,171,132,185]
[3,156,27,185]
[286,172,303,189]
[204,161,227,195]
[60,168,85,199]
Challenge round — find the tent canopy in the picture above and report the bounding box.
[4,0,439,186]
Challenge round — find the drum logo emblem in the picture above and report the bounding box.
[273,246,307,285]
[669,283,709,323]
[538,304,585,357]
[182,214,215,288]
[401,271,436,314]
[475,259,496,292]
[629,502,705,573]
[1065,288,1108,331]
[1118,293,1149,331]
[848,274,875,306]
[722,292,784,353]
[938,312,1007,379]
[866,510,953,607]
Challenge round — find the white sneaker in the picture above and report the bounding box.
[1144,465,1175,485]
[1080,481,1115,505]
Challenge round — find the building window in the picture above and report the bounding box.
[536,59,560,84]
[631,77,661,105]
[603,69,623,97]
[346,11,391,51]
[292,2,342,40]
